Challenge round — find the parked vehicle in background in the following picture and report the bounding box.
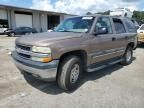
[0,27,7,34]
[5,27,37,37]
[12,15,137,91]
[0,19,8,35]
[110,8,133,18]
[137,24,144,44]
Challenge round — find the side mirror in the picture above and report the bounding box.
[94,27,108,35]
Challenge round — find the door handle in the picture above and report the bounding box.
[112,37,116,41]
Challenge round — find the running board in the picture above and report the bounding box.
[87,58,123,72]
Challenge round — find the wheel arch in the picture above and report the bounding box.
[58,50,87,71]
[127,42,135,49]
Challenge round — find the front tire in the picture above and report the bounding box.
[121,47,133,65]
[57,56,83,91]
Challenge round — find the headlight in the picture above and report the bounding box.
[32,46,51,53]
[31,46,52,62]
[31,56,52,63]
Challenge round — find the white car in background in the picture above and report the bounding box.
[137,24,144,44]
[110,8,133,18]
[0,27,7,34]
[137,24,144,33]
[0,19,8,35]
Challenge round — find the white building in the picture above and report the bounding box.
[0,4,75,33]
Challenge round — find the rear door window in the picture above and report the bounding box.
[113,18,126,34]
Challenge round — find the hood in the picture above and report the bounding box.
[16,32,82,46]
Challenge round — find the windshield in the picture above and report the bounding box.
[54,16,95,33]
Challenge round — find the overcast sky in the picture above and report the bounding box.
[0,0,144,15]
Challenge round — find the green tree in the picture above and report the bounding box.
[96,10,110,15]
[132,11,144,25]
[86,12,92,15]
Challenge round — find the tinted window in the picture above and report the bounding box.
[95,17,113,34]
[125,19,136,32]
[113,18,126,34]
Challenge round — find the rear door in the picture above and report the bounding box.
[111,18,129,55]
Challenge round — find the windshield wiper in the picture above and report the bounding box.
[58,30,71,32]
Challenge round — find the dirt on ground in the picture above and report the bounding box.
[0,36,144,108]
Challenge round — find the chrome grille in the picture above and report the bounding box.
[16,44,31,59]
[16,44,31,51]
[18,53,31,58]
[15,44,49,60]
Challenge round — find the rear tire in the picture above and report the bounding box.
[57,56,83,91]
[121,47,133,65]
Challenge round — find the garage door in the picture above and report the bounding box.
[0,9,8,33]
[15,14,32,27]
[0,9,7,19]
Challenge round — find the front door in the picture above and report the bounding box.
[89,16,121,64]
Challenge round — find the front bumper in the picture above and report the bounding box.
[11,51,59,81]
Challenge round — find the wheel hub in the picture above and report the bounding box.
[70,64,80,84]
[126,50,132,62]
[11,33,15,36]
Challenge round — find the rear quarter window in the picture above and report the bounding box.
[124,19,137,33]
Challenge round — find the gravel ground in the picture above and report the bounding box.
[0,36,144,108]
